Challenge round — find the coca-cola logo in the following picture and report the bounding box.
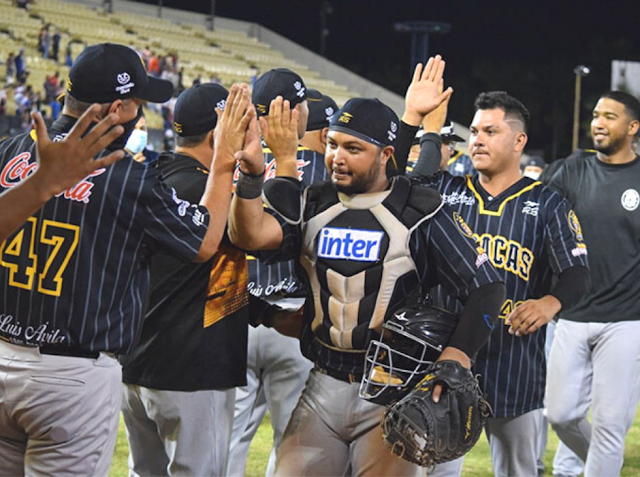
[0,152,105,204]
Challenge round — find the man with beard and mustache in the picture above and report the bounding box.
[0,43,255,475]
[546,91,640,477]
[227,57,506,476]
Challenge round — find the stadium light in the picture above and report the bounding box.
[572,65,591,151]
[394,21,451,73]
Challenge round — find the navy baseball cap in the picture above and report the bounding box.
[440,121,465,143]
[252,68,307,116]
[173,83,229,137]
[67,43,173,104]
[306,89,338,131]
[329,98,399,148]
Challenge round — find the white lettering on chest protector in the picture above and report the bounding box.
[317,227,383,262]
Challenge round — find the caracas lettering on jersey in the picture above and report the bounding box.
[317,227,383,262]
[475,233,534,281]
[0,152,105,204]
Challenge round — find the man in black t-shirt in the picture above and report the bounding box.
[547,91,640,477]
[120,83,253,476]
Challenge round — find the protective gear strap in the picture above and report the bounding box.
[262,176,303,225]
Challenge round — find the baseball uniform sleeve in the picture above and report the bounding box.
[544,192,589,275]
[140,176,209,262]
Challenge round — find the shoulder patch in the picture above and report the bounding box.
[567,210,583,241]
[453,211,474,238]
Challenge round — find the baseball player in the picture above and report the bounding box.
[0,43,254,475]
[405,88,590,477]
[0,108,125,242]
[119,83,251,476]
[546,91,640,477]
[227,57,506,476]
[227,87,337,477]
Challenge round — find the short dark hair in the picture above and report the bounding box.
[474,91,530,133]
[175,132,208,148]
[600,91,640,121]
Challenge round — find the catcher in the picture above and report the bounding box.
[228,55,506,476]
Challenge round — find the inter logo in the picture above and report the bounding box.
[317,227,383,262]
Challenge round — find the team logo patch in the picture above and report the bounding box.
[216,99,226,111]
[338,112,353,124]
[453,212,474,238]
[621,189,640,211]
[325,106,335,117]
[117,72,131,85]
[256,103,267,114]
[174,122,183,134]
[317,227,383,262]
[293,81,306,98]
[567,210,584,241]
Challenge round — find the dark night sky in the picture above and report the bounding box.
[140,0,640,159]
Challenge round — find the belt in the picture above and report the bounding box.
[39,346,100,359]
[315,365,363,384]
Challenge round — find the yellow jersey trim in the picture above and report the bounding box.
[446,150,463,166]
[466,176,542,216]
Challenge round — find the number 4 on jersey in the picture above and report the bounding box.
[0,218,79,296]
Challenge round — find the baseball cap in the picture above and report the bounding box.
[440,121,465,143]
[67,43,173,104]
[306,89,338,131]
[523,155,546,169]
[329,98,399,148]
[173,83,229,137]
[252,68,307,116]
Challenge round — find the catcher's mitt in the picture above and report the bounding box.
[381,360,492,468]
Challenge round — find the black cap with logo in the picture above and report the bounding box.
[173,83,229,137]
[67,43,173,104]
[329,98,399,148]
[252,68,307,116]
[306,89,338,131]
[440,121,465,143]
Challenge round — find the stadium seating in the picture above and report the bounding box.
[1,0,357,126]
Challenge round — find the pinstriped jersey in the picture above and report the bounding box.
[416,172,588,417]
[0,116,209,354]
[240,145,328,299]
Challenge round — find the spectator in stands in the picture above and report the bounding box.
[148,52,160,76]
[14,49,26,82]
[210,73,222,85]
[39,25,51,59]
[141,45,151,67]
[5,53,15,86]
[0,89,7,116]
[192,74,202,87]
[51,28,61,63]
[65,42,74,67]
[161,65,180,91]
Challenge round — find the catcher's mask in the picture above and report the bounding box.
[359,301,458,405]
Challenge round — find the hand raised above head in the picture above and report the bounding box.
[214,83,255,158]
[403,55,454,126]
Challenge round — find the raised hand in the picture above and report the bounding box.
[403,55,454,126]
[31,105,125,197]
[214,83,255,161]
[259,96,299,177]
[235,113,264,175]
[422,79,451,133]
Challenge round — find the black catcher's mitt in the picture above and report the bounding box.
[381,360,492,468]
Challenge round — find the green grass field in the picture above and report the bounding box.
[110,406,640,476]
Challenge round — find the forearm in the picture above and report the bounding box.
[229,194,283,251]
[392,121,419,176]
[275,155,298,178]
[408,133,442,179]
[448,282,506,359]
[195,160,235,262]
[0,172,53,242]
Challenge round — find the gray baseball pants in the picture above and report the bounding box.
[547,319,640,477]
[121,384,235,477]
[0,339,121,477]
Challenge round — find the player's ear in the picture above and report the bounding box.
[514,132,528,153]
[379,145,395,169]
[628,119,639,137]
[320,127,328,148]
[107,99,124,117]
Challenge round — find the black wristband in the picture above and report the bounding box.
[235,169,264,199]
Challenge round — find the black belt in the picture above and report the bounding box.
[39,346,100,359]
[315,365,363,384]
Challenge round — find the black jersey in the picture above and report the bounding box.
[416,173,588,417]
[0,116,208,354]
[235,145,328,299]
[121,153,249,391]
[549,153,640,323]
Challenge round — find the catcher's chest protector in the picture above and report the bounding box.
[300,176,444,351]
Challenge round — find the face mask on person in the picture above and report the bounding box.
[107,106,144,152]
[522,170,541,180]
[125,129,148,155]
